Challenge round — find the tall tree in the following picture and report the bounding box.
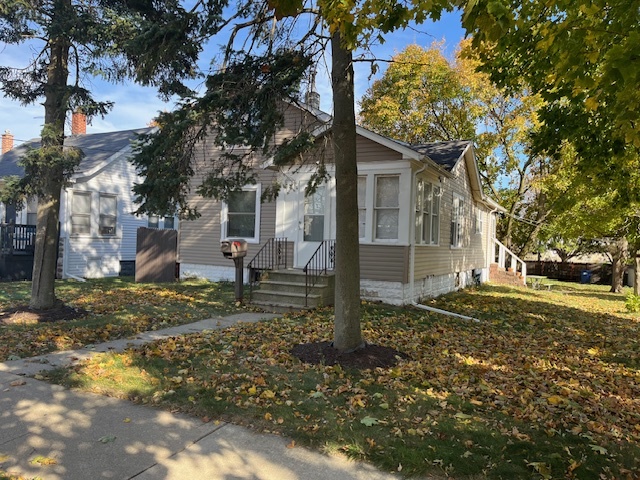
[358,41,547,254]
[132,0,453,352]
[0,0,222,309]
[460,0,640,166]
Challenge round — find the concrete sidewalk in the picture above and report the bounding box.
[0,313,401,480]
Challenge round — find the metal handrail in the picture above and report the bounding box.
[493,238,527,284]
[303,239,335,306]
[247,237,289,300]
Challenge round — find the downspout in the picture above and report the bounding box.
[409,160,480,323]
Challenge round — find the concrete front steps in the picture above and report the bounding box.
[489,263,526,287]
[250,269,335,311]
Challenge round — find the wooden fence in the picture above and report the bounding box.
[525,261,609,283]
[135,227,178,283]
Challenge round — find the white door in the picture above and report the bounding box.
[296,184,327,267]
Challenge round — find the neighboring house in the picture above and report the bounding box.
[0,113,169,279]
[178,102,520,305]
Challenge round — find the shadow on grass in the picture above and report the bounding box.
[48,284,640,479]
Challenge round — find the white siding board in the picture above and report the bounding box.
[60,153,149,277]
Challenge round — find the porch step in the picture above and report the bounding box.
[250,268,335,309]
[252,290,325,308]
[261,269,333,286]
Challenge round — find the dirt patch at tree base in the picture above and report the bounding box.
[291,341,409,369]
[0,303,88,325]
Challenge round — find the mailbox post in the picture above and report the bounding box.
[221,239,248,302]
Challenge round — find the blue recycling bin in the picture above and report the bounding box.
[580,270,592,284]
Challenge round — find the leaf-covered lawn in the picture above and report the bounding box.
[0,278,242,361]
[49,283,640,478]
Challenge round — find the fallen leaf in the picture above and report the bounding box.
[98,435,117,444]
[30,455,57,466]
[454,412,472,419]
[360,416,379,427]
[527,461,552,479]
[286,440,296,448]
[10,380,26,387]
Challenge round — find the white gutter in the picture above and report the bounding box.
[66,272,86,283]
[411,302,480,322]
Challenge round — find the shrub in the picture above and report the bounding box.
[624,293,640,313]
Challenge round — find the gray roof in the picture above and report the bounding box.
[410,140,472,171]
[0,128,153,178]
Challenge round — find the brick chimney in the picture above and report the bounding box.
[71,110,87,135]
[2,130,13,154]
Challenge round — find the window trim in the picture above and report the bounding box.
[221,184,261,243]
[451,194,464,248]
[71,191,92,236]
[98,193,117,236]
[415,180,441,246]
[357,175,367,240]
[373,174,400,242]
[473,206,483,235]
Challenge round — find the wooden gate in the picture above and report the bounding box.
[135,227,178,283]
[0,224,36,281]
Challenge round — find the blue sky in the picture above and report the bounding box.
[0,11,465,148]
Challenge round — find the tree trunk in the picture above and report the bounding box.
[29,3,70,310]
[634,253,640,296]
[331,31,363,352]
[610,237,628,293]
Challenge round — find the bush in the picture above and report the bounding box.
[625,293,640,313]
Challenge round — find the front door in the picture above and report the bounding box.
[296,184,326,267]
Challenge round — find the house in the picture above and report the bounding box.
[177,102,524,306]
[0,113,170,279]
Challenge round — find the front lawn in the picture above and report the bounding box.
[47,283,640,479]
[0,277,242,361]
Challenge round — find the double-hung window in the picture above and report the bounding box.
[374,175,400,240]
[99,194,117,235]
[71,191,91,234]
[225,186,260,241]
[474,206,483,235]
[415,180,440,245]
[431,186,441,244]
[451,195,464,248]
[358,176,367,239]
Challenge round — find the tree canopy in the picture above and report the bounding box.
[0,0,216,308]
[461,0,640,157]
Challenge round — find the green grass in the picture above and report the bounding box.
[0,277,243,361]
[46,282,640,479]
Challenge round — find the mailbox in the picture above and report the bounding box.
[221,239,248,259]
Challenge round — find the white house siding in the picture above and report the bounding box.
[59,153,148,278]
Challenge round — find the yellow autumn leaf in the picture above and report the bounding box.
[261,389,276,399]
[546,395,564,406]
[247,386,258,395]
[584,97,599,111]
